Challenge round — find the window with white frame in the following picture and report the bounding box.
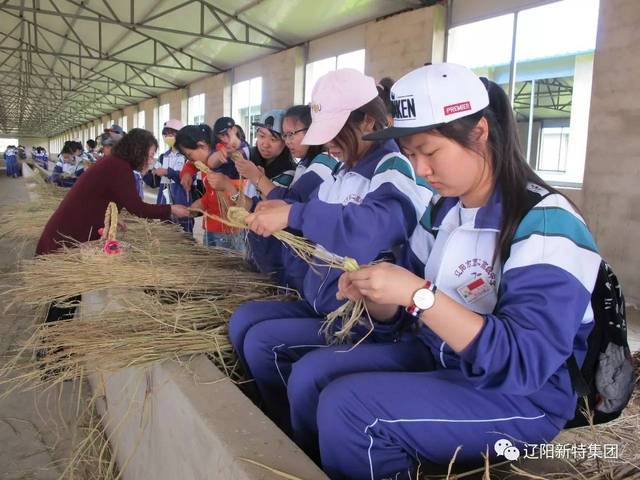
[157,104,170,153]
[232,77,262,145]
[188,93,206,125]
[121,115,128,133]
[447,0,599,187]
[137,111,146,130]
[304,49,366,103]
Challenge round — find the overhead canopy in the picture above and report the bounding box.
[0,0,423,137]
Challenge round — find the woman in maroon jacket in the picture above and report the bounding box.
[36,129,191,325]
[37,128,191,255]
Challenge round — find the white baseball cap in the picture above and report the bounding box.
[364,63,489,141]
[302,69,379,146]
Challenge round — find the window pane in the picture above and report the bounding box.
[447,14,514,70]
[158,104,170,153]
[337,49,365,72]
[232,77,262,145]
[137,111,145,130]
[250,77,262,107]
[305,57,337,103]
[538,127,570,173]
[188,93,206,125]
[121,116,128,133]
[516,0,599,62]
[514,0,599,186]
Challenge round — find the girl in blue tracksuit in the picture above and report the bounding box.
[50,142,84,187]
[228,69,433,433]
[282,64,602,480]
[153,121,193,232]
[242,104,342,290]
[4,146,18,177]
[33,147,49,170]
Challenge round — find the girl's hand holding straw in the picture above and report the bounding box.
[245,204,292,237]
[206,172,234,193]
[339,262,424,308]
[235,156,261,183]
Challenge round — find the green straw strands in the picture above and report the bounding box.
[1,292,282,393]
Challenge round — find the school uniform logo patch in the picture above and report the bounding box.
[444,101,471,116]
[457,277,492,304]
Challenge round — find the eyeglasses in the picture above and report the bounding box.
[281,128,308,141]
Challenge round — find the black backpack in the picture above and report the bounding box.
[431,191,635,427]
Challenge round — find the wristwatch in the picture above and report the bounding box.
[406,280,437,318]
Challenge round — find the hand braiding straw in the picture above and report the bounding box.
[189,205,373,346]
[194,160,232,221]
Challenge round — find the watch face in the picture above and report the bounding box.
[414,288,435,310]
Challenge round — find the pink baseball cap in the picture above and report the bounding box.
[302,69,379,146]
[163,119,184,132]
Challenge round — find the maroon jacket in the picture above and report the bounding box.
[36,155,171,255]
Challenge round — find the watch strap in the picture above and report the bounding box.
[406,280,437,318]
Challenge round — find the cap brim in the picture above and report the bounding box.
[252,123,282,137]
[362,123,446,142]
[302,111,350,145]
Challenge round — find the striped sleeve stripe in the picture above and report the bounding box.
[310,153,340,172]
[272,170,295,188]
[513,206,599,254]
[419,209,432,231]
[416,176,437,194]
[373,155,415,181]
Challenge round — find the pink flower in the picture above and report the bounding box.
[103,240,122,255]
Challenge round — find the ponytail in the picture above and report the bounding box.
[377,77,395,123]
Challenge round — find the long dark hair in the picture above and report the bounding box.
[435,78,563,262]
[174,124,214,153]
[334,96,388,166]
[112,128,158,171]
[284,105,323,159]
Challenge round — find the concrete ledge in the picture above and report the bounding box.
[82,290,328,480]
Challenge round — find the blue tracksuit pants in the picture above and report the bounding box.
[316,365,562,479]
[6,157,18,177]
[228,300,322,430]
[235,303,565,479]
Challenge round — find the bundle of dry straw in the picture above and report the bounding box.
[1,291,281,393]
[0,199,59,241]
[3,225,277,308]
[0,176,67,241]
